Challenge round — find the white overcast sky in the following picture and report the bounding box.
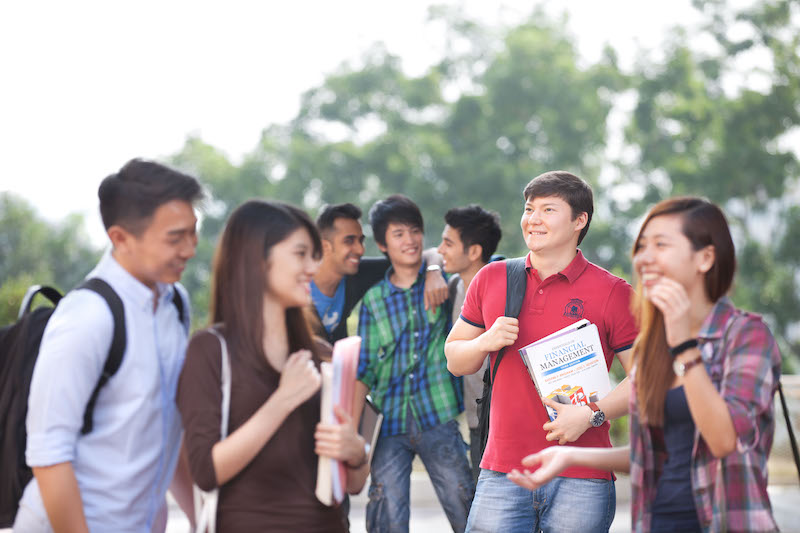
[0,1,699,245]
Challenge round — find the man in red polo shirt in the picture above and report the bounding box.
[445,171,637,532]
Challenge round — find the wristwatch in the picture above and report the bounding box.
[588,402,605,427]
[426,264,442,273]
[673,354,703,377]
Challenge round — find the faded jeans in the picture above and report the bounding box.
[366,414,474,533]
[466,469,616,533]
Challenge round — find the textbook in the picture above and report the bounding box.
[518,319,611,422]
[358,395,383,467]
[315,336,361,506]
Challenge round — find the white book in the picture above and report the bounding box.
[315,363,334,506]
[518,320,611,422]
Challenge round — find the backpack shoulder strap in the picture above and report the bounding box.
[504,257,528,319]
[77,278,126,435]
[171,284,187,330]
[490,257,529,383]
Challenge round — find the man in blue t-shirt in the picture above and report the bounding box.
[310,202,447,344]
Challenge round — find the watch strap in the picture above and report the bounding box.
[670,338,699,358]
[588,402,600,413]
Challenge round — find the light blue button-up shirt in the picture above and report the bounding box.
[21,251,189,533]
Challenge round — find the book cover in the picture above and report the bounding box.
[331,336,360,503]
[315,362,334,506]
[358,395,383,466]
[518,320,610,422]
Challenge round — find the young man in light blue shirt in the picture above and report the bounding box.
[15,159,203,533]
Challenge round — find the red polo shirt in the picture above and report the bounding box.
[460,250,638,479]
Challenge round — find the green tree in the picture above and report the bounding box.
[0,193,100,324]
[619,0,800,368]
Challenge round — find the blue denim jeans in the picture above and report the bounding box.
[465,469,616,533]
[366,414,474,533]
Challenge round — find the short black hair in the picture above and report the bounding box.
[444,205,502,263]
[368,194,423,247]
[522,170,593,245]
[98,159,203,236]
[316,203,362,236]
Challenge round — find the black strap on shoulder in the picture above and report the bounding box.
[171,285,185,326]
[78,278,126,435]
[489,257,529,384]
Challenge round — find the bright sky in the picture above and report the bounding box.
[0,0,698,245]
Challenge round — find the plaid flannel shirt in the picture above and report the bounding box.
[629,297,781,533]
[357,264,463,437]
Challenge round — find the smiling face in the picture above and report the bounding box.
[437,224,472,274]
[519,195,586,255]
[633,213,714,296]
[324,217,366,276]
[265,227,320,308]
[112,199,198,289]
[378,222,423,269]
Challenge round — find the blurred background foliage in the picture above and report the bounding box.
[2,0,798,372]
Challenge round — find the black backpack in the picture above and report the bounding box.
[0,279,185,527]
[476,257,528,459]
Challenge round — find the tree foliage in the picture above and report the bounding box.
[0,193,100,324]
[3,1,798,368]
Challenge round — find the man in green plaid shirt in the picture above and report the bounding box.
[355,194,474,533]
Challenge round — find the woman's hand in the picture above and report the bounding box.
[275,350,321,411]
[315,406,367,467]
[507,447,574,491]
[646,277,692,346]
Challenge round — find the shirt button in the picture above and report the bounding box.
[413,353,419,360]
[538,289,544,294]
[410,373,415,380]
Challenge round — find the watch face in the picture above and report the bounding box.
[590,410,605,427]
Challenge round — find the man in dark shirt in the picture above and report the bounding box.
[310,202,447,344]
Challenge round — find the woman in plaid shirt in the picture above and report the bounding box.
[508,197,781,533]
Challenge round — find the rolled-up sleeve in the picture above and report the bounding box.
[176,331,223,491]
[26,291,113,467]
[721,316,781,451]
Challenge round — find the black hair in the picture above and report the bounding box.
[316,203,362,235]
[98,158,204,236]
[368,194,424,247]
[522,170,593,245]
[444,205,502,263]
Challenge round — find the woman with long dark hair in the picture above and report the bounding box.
[508,197,781,532]
[177,200,369,532]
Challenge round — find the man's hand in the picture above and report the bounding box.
[424,268,448,311]
[542,399,592,445]
[476,316,519,353]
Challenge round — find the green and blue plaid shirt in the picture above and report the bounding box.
[357,264,463,437]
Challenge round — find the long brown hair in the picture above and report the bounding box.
[210,200,322,372]
[632,197,735,425]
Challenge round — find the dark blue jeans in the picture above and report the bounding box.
[366,414,474,533]
[466,469,616,533]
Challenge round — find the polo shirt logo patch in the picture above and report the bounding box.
[563,298,584,319]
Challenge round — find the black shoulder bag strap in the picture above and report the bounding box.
[477,257,528,459]
[78,278,126,435]
[777,381,800,483]
[77,280,186,434]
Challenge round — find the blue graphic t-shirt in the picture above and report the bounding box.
[311,279,346,334]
